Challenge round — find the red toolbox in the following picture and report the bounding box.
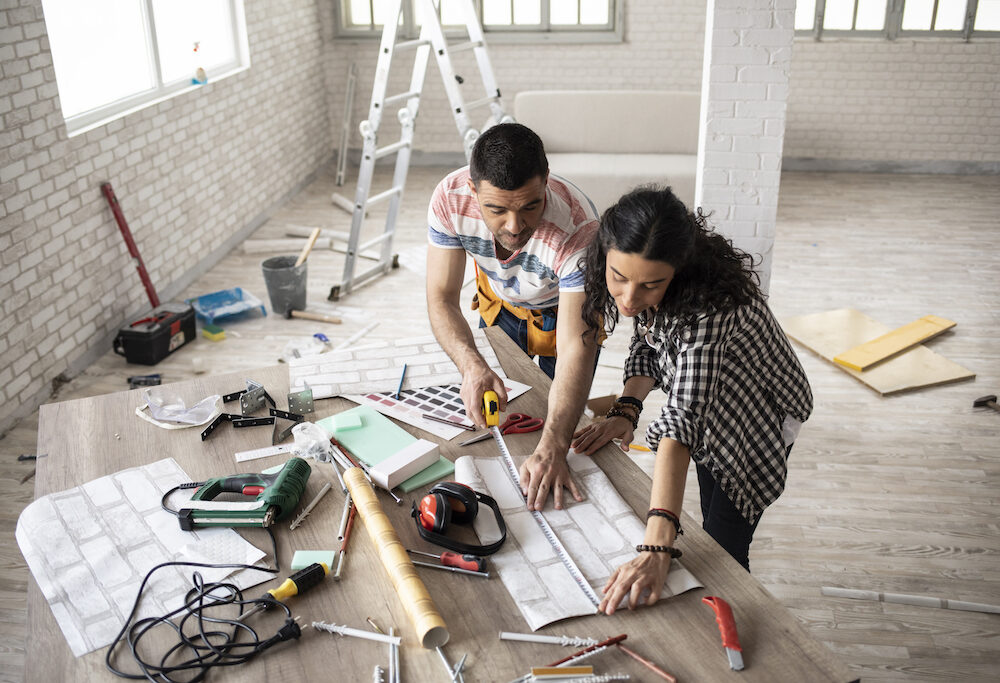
[113,302,196,365]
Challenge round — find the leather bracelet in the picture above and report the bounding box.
[635,544,683,558]
[647,508,683,536]
[606,406,639,430]
[615,396,643,412]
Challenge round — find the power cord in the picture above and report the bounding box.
[105,560,302,682]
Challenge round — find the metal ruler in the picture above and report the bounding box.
[491,428,601,609]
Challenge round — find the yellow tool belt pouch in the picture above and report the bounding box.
[472,267,558,357]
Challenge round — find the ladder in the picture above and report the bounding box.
[326,0,512,301]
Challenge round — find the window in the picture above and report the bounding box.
[795,0,1000,39]
[337,0,622,43]
[41,0,250,135]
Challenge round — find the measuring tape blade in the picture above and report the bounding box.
[491,427,601,609]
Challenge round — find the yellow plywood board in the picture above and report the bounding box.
[781,308,974,396]
[833,314,956,371]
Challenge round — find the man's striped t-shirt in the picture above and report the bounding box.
[427,167,599,310]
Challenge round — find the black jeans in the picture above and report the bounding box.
[696,462,761,572]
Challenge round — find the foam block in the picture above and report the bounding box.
[332,414,364,432]
[290,550,337,572]
[368,439,440,490]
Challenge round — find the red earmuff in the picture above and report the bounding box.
[416,482,479,533]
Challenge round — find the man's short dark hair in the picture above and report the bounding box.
[469,123,548,191]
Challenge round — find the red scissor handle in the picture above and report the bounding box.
[500,413,544,434]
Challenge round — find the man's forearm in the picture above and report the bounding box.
[537,342,598,453]
[427,296,488,375]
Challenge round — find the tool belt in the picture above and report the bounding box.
[472,267,558,357]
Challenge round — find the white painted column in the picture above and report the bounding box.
[694,0,795,294]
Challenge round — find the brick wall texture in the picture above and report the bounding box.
[0,0,331,432]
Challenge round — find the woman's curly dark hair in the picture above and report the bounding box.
[581,185,761,337]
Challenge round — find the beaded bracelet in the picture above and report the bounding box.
[635,544,683,559]
[606,405,639,430]
[647,508,683,536]
[615,396,643,412]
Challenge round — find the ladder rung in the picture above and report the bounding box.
[394,38,431,52]
[366,185,403,206]
[446,40,483,53]
[384,90,421,106]
[463,95,500,112]
[359,233,393,251]
[374,139,411,159]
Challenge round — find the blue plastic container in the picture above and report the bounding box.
[187,287,267,324]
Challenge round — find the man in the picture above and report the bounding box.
[426,123,600,511]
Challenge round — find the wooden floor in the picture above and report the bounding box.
[2,165,998,682]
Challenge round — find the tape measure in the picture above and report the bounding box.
[490,427,601,610]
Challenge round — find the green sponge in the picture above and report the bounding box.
[290,550,337,572]
[331,413,363,432]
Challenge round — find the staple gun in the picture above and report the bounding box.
[174,457,312,530]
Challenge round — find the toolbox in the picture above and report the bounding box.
[113,302,196,365]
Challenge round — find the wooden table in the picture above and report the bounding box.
[28,328,853,682]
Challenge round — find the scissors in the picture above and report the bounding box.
[459,413,544,446]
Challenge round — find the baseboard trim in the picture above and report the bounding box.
[783,157,1000,175]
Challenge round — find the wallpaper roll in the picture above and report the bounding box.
[344,467,449,648]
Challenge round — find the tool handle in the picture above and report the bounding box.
[440,552,485,572]
[295,227,322,267]
[702,596,742,651]
[483,391,499,427]
[290,310,342,324]
[270,562,329,600]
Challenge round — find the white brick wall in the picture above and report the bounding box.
[326,0,706,157]
[696,0,795,295]
[0,0,332,433]
[323,0,1000,166]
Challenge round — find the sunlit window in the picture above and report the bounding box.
[339,0,619,40]
[795,0,999,37]
[41,0,249,134]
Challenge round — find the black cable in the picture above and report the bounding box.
[105,560,302,682]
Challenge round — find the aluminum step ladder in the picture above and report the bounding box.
[327,0,512,301]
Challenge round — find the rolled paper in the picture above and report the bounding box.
[344,467,449,648]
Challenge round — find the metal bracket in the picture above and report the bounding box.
[270,408,305,422]
[288,387,315,414]
[232,416,275,429]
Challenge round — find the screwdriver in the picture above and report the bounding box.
[406,548,486,572]
[238,562,329,621]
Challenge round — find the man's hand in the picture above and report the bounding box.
[518,445,583,511]
[599,551,672,615]
[460,365,508,429]
[571,416,635,456]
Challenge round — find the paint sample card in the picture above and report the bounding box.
[15,458,272,656]
[454,451,702,630]
[345,378,532,440]
[288,329,505,398]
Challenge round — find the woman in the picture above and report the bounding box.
[571,186,812,615]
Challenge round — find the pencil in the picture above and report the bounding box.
[422,413,475,431]
[629,443,651,452]
[395,363,407,399]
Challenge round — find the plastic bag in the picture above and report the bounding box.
[144,388,221,425]
[292,422,334,462]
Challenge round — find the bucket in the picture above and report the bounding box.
[261,255,307,316]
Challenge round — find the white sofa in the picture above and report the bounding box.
[513,90,700,214]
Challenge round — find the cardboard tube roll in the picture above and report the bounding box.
[344,467,449,648]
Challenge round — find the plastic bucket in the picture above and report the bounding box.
[261,255,307,316]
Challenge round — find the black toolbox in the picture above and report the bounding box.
[113,302,196,365]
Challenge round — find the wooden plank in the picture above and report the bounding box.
[833,315,956,371]
[25,328,853,682]
[781,308,974,395]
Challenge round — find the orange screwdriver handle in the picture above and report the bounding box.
[441,551,485,572]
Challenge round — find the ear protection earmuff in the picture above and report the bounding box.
[411,482,507,555]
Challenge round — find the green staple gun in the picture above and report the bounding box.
[174,457,312,530]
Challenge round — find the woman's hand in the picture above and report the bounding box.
[571,416,634,456]
[599,551,673,615]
